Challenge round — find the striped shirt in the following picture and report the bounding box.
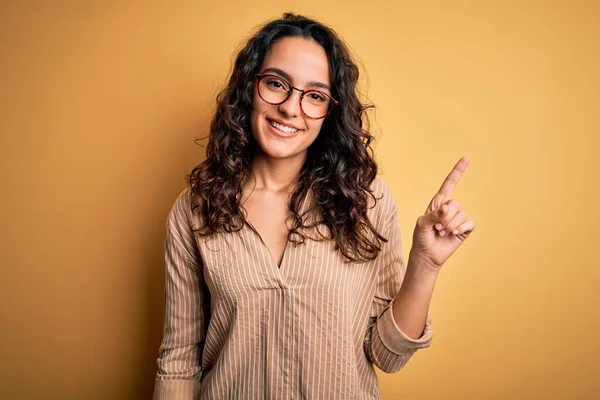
[153,177,433,399]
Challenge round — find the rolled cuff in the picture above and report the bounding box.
[153,378,201,400]
[376,297,433,354]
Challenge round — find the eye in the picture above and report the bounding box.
[265,78,288,91]
[308,92,327,102]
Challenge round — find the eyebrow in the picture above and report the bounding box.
[261,67,332,92]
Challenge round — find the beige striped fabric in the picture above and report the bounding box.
[153,177,433,399]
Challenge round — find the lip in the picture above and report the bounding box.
[267,118,301,131]
[266,118,301,138]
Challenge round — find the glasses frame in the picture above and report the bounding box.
[255,73,339,120]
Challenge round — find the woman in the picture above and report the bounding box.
[153,13,475,399]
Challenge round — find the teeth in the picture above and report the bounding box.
[270,120,298,134]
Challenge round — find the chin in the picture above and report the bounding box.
[252,123,310,161]
[255,139,306,161]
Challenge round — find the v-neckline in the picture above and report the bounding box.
[244,219,290,270]
[242,187,313,279]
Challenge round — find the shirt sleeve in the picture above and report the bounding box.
[363,199,433,373]
[153,189,208,399]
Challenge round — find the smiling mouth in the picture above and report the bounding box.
[268,119,299,134]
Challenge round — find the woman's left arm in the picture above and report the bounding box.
[393,157,476,339]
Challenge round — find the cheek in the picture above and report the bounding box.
[250,96,264,135]
[307,120,325,138]
[251,90,261,113]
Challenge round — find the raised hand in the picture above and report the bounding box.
[410,157,476,269]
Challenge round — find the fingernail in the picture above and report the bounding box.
[453,229,459,235]
[439,230,446,236]
[435,223,443,230]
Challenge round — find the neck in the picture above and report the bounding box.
[248,150,305,193]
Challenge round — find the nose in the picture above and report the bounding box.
[277,88,302,118]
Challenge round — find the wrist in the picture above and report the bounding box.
[408,249,442,277]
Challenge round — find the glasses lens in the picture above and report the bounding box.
[257,75,334,119]
[258,75,290,104]
[301,91,332,119]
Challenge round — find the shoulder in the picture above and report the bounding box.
[166,186,195,229]
[367,175,399,230]
[165,186,204,266]
[369,175,398,214]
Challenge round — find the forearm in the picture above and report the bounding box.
[392,250,440,339]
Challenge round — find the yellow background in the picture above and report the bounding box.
[1,1,598,398]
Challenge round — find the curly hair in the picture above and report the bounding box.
[188,13,387,262]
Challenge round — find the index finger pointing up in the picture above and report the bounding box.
[435,157,470,199]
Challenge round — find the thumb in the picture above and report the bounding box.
[417,204,446,228]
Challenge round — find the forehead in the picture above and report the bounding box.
[261,36,331,86]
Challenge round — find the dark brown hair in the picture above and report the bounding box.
[188,13,387,262]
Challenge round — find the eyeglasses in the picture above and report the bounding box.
[255,73,339,119]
